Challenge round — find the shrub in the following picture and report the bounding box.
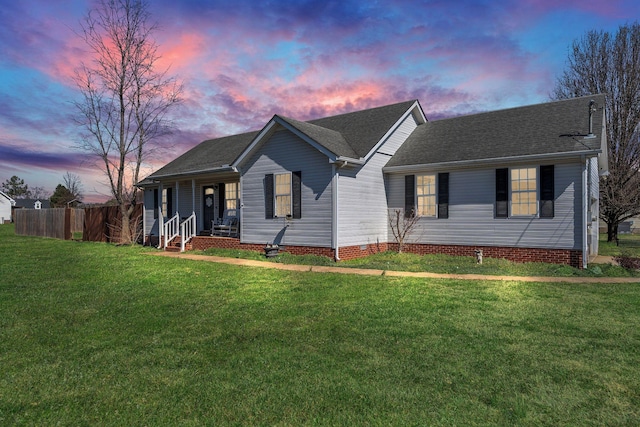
[614,255,640,270]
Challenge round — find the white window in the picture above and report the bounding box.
[225,182,238,210]
[511,167,537,216]
[161,188,169,217]
[274,173,292,217]
[416,174,436,217]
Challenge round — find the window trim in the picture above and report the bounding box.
[416,173,437,218]
[495,165,555,219]
[266,171,302,219]
[405,173,449,219]
[274,172,292,218]
[225,182,238,211]
[510,166,538,217]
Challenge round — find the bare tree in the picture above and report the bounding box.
[74,0,181,243]
[388,208,420,253]
[63,172,84,202]
[553,23,640,242]
[31,186,51,200]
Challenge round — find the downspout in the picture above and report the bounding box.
[332,163,339,261]
[239,171,243,242]
[582,156,589,268]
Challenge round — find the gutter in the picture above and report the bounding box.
[383,149,601,173]
[137,165,238,185]
[331,156,365,166]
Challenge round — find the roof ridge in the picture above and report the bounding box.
[428,94,606,124]
[306,99,417,124]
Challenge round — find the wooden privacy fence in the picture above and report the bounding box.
[83,204,143,243]
[14,205,142,243]
[14,208,84,240]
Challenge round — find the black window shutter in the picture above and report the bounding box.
[166,188,173,217]
[265,174,274,219]
[438,172,449,219]
[292,171,302,219]
[218,183,225,218]
[404,175,415,217]
[540,165,554,218]
[153,189,158,219]
[495,168,508,218]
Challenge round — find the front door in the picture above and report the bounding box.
[203,186,216,231]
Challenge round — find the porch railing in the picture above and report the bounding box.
[180,212,197,252]
[163,212,180,249]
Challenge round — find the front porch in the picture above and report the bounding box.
[141,174,242,252]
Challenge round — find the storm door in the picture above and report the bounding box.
[203,186,216,230]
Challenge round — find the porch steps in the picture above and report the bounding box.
[165,236,193,252]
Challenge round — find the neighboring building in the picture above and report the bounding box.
[12,199,51,210]
[0,190,16,223]
[138,95,608,268]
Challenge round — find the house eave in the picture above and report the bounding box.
[383,149,601,173]
[137,165,238,186]
[331,156,365,166]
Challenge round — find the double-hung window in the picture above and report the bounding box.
[495,165,554,218]
[265,171,302,219]
[404,173,449,218]
[274,173,292,217]
[225,182,238,210]
[511,167,537,216]
[416,174,437,217]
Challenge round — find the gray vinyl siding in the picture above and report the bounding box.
[338,113,419,247]
[240,129,333,246]
[588,156,599,254]
[143,188,158,237]
[386,162,583,250]
[176,181,194,218]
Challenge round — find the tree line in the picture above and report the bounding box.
[1,173,84,208]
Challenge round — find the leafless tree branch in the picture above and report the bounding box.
[73,0,182,243]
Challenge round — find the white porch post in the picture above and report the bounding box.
[192,179,196,216]
[191,180,196,212]
[158,182,164,248]
[175,180,180,217]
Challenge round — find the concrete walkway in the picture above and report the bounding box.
[150,251,640,284]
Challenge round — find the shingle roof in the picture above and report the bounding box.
[386,94,606,168]
[13,199,51,209]
[305,100,419,158]
[145,130,259,179]
[143,100,418,181]
[276,115,357,158]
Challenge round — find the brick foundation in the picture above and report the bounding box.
[336,242,389,260]
[182,236,584,268]
[191,236,336,258]
[389,243,583,269]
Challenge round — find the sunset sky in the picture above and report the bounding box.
[1,0,638,202]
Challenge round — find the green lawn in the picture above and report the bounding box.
[201,237,640,278]
[1,224,639,425]
[598,232,640,257]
